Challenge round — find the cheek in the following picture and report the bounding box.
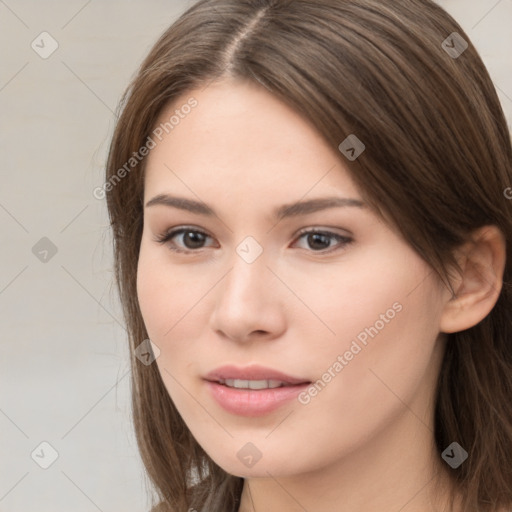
[136,246,171,340]
[298,262,444,436]
[290,250,444,413]
[319,286,444,461]
[281,246,427,358]
[136,242,214,365]
[136,249,205,414]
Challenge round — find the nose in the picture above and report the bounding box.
[209,249,287,344]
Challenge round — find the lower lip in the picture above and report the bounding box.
[205,381,310,417]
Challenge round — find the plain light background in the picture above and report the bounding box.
[0,1,511,511]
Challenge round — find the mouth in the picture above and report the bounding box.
[215,378,307,390]
[204,364,311,388]
[203,367,312,417]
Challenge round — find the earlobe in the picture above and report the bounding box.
[439,225,506,334]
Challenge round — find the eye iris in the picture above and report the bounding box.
[307,233,331,250]
[173,231,340,251]
[183,231,206,249]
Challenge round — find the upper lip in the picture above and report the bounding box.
[204,365,310,385]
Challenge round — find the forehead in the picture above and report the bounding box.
[143,78,361,202]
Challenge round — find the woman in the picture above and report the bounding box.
[104,0,512,510]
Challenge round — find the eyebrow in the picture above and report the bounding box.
[144,194,365,220]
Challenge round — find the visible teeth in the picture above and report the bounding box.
[220,379,287,389]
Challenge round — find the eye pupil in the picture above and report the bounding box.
[161,228,347,254]
[184,231,206,249]
[308,233,331,250]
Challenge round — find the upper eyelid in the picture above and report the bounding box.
[158,225,350,238]
[157,226,352,250]
[159,226,214,241]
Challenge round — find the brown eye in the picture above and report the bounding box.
[293,229,353,253]
[155,227,352,255]
[155,228,215,253]
[306,232,331,250]
[180,230,208,249]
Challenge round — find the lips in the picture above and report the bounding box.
[204,364,311,386]
[204,365,312,416]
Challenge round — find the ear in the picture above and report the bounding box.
[440,225,506,334]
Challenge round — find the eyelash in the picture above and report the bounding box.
[154,226,353,255]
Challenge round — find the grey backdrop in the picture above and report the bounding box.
[1,1,511,511]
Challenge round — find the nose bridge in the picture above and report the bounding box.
[222,243,269,305]
[210,239,284,340]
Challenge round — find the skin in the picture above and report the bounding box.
[136,78,505,511]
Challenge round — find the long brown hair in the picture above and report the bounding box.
[104,1,512,510]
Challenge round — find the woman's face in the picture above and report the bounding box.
[137,78,451,478]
